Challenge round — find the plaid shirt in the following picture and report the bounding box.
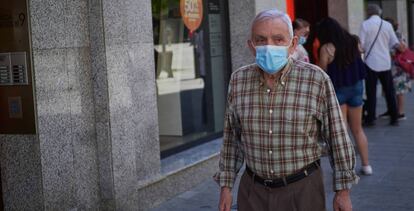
[214,59,359,191]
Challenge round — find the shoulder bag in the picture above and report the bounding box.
[364,20,383,60]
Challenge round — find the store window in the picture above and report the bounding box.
[152,0,231,157]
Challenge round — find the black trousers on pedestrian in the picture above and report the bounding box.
[364,65,398,123]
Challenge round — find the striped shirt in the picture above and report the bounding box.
[214,59,359,191]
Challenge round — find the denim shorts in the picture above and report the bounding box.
[335,80,364,107]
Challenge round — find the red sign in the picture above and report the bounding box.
[286,0,295,20]
[180,0,203,32]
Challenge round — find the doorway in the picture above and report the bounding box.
[294,0,328,63]
[294,0,328,26]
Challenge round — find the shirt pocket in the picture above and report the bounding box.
[239,104,262,136]
[283,109,310,134]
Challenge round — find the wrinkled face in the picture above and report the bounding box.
[248,18,297,55]
[294,26,310,38]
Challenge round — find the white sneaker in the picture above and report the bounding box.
[361,165,373,175]
[398,114,407,120]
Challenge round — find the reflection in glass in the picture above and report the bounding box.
[152,0,227,156]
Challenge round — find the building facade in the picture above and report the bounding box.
[0,0,411,210]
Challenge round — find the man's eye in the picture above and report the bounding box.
[255,40,266,45]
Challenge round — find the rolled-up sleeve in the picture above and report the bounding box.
[320,78,359,191]
[213,76,244,189]
[359,24,367,51]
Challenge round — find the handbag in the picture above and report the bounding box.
[395,49,414,78]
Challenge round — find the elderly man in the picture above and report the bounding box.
[214,9,359,211]
[359,4,405,126]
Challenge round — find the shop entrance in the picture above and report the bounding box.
[294,0,328,26]
[293,0,328,63]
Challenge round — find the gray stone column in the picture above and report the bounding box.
[2,0,159,210]
[228,0,255,71]
[88,0,115,209]
[347,0,365,35]
[256,0,285,12]
[395,0,409,43]
[328,0,348,29]
[228,0,286,71]
[382,0,409,42]
[328,0,364,35]
[92,0,161,209]
[29,0,100,210]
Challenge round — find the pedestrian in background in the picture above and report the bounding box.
[292,18,310,62]
[379,17,412,120]
[215,9,358,211]
[317,17,372,175]
[359,4,405,126]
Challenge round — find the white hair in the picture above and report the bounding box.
[251,9,294,40]
[367,4,382,16]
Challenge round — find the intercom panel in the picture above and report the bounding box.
[0,0,36,134]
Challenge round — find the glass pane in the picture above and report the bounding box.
[152,0,229,156]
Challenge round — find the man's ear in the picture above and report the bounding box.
[247,40,256,56]
[288,36,298,55]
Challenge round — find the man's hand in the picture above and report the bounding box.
[396,42,407,52]
[333,189,352,211]
[219,187,232,211]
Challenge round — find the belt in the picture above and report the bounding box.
[245,160,320,188]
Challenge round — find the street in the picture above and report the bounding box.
[151,91,414,211]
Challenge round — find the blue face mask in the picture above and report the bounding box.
[255,45,289,75]
[298,36,307,45]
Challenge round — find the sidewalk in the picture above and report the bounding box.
[151,91,414,211]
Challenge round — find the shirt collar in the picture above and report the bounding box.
[369,15,381,21]
[256,58,292,86]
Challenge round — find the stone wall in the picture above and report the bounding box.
[30,0,100,209]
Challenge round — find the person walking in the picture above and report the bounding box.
[317,17,372,175]
[359,4,405,126]
[379,17,412,120]
[215,9,359,211]
[292,18,310,62]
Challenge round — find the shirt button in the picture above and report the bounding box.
[260,82,264,86]
[269,130,272,134]
[281,81,285,86]
[266,89,270,93]
[270,170,274,174]
[269,109,273,114]
[269,150,273,154]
